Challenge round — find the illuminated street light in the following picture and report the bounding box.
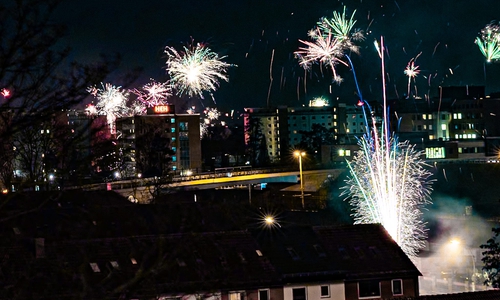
[264,215,281,228]
[294,150,306,208]
[448,238,476,291]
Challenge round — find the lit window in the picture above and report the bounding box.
[339,149,345,156]
[172,156,177,162]
[345,150,351,156]
[171,128,176,133]
[89,263,100,272]
[441,124,447,130]
[422,114,427,120]
[229,292,245,300]
[170,118,175,123]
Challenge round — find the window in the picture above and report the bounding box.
[292,288,306,300]
[287,247,300,260]
[313,244,327,257]
[259,290,269,300]
[110,261,119,269]
[89,263,101,272]
[320,285,330,297]
[229,292,245,300]
[392,279,403,295]
[358,280,380,298]
[179,122,188,131]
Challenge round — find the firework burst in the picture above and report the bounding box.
[341,37,433,259]
[204,107,221,121]
[130,79,172,109]
[295,29,348,83]
[165,42,233,99]
[317,6,364,53]
[87,83,131,134]
[476,22,500,63]
[404,55,421,98]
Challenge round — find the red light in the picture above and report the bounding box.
[357,99,364,106]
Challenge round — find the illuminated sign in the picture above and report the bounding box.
[148,105,175,115]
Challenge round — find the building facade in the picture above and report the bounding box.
[243,105,346,163]
[116,105,201,178]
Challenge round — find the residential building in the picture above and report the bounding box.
[0,190,423,299]
[116,105,201,177]
[243,104,346,163]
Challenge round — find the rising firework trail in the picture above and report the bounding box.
[87,83,131,134]
[165,42,233,100]
[476,22,500,63]
[342,37,433,258]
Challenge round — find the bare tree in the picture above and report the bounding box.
[0,0,140,190]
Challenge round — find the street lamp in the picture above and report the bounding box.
[293,150,306,208]
[264,215,281,228]
[448,238,476,291]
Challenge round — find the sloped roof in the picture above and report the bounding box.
[252,223,421,282]
[0,231,280,299]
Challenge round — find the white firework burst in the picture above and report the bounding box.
[165,42,233,98]
[87,83,131,134]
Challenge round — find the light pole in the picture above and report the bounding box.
[264,215,281,228]
[449,238,476,291]
[294,150,306,208]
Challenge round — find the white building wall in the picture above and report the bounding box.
[283,283,345,300]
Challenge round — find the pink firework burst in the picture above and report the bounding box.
[130,79,172,108]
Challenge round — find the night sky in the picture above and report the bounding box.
[54,0,500,111]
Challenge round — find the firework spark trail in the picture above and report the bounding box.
[476,22,500,63]
[341,36,433,258]
[130,79,172,111]
[165,42,233,100]
[87,83,131,134]
[298,8,432,257]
